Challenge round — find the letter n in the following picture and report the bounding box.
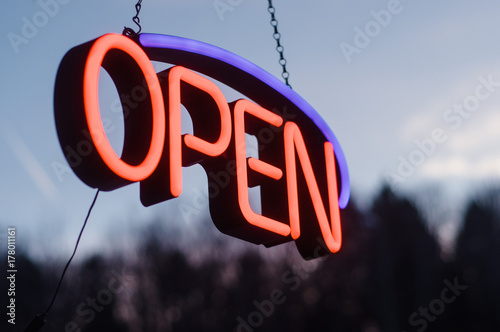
[284,122,342,257]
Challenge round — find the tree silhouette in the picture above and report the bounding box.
[369,186,443,332]
[454,189,500,331]
[11,186,500,331]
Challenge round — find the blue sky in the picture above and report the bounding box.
[2,0,500,257]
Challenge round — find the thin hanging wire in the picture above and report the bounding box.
[123,0,143,36]
[267,0,292,88]
[24,190,100,332]
[45,189,100,314]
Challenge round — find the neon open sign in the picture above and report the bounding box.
[54,33,350,258]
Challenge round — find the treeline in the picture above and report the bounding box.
[3,186,500,331]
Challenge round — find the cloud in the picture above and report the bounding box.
[446,111,500,154]
[399,112,438,142]
[0,121,59,203]
[418,110,500,180]
[420,155,500,180]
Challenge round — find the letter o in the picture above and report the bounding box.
[33,12,49,28]
[429,299,445,315]
[208,182,220,198]
[131,85,147,102]
[248,311,264,327]
[464,95,479,112]
[409,150,425,166]
[258,128,274,144]
[77,140,93,156]
[83,34,165,182]
[365,21,381,37]
[97,289,113,305]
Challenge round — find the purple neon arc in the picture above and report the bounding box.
[139,33,350,208]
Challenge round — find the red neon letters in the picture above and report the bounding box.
[54,33,344,258]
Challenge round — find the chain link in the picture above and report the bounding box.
[267,0,291,88]
[123,0,143,36]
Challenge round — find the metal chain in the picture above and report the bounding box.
[267,0,291,88]
[123,0,143,36]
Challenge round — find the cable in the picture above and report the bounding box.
[267,0,292,88]
[46,189,100,313]
[24,189,100,332]
[123,0,143,36]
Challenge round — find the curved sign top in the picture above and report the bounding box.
[138,33,350,208]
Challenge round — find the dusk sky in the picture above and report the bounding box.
[2,0,500,257]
